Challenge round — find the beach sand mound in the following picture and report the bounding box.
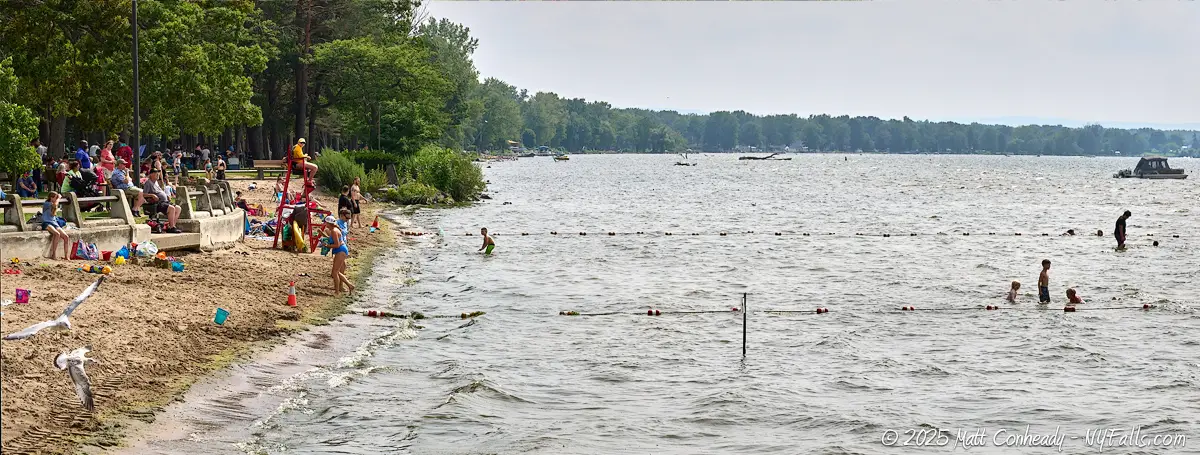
[0,182,394,454]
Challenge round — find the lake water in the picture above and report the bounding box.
[124,154,1199,454]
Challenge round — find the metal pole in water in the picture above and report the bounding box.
[742,293,747,358]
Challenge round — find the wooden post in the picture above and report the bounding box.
[742,293,747,358]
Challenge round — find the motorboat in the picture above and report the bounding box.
[1113,156,1188,179]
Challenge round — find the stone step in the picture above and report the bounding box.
[149,232,201,251]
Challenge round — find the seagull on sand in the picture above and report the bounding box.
[2,276,104,341]
[55,346,98,411]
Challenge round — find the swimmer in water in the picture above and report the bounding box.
[1038,259,1051,303]
[1066,288,1083,304]
[479,227,495,255]
[1006,281,1020,303]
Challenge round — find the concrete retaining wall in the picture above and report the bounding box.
[177,209,245,251]
[0,224,151,260]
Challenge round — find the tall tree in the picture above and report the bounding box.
[0,57,40,175]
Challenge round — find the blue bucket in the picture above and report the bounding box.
[214,308,230,325]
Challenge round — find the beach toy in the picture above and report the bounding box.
[15,289,30,304]
[170,262,184,272]
[369,227,377,233]
[372,216,379,229]
[114,256,126,265]
[101,251,112,261]
[10,258,19,265]
[101,266,112,275]
[156,251,167,260]
[214,308,230,325]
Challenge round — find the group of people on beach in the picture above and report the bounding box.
[1006,210,1134,305]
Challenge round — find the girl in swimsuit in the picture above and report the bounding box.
[325,216,354,295]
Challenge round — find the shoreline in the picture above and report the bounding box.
[0,183,401,454]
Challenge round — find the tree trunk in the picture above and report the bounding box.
[49,116,67,159]
[293,0,311,144]
[248,125,263,159]
[371,104,380,150]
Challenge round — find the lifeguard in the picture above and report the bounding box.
[292,138,318,177]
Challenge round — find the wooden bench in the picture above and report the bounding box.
[251,160,288,180]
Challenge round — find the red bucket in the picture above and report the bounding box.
[101,251,113,261]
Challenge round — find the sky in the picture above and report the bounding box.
[423,1,1200,131]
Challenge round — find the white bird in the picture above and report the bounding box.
[2,276,104,341]
[55,346,98,412]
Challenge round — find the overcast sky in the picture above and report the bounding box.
[424,1,1200,130]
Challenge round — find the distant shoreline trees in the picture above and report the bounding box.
[2,1,1196,160]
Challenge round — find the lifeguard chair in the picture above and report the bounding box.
[272,141,328,252]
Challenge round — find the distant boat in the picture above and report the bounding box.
[554,154,569,161]
[1113,156,1187,179]
[738,153,791,161]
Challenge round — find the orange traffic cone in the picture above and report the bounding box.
[371,216,379,229]
[287,281,297,307]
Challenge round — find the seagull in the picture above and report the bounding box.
[2,276,104,341]
[55,346,98,411]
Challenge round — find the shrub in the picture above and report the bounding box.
[361,168,388,195]
[385,182,440,205]
[313,150,365,193]
[399,145,485,203]
[346,149,400,171]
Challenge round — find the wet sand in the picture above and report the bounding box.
[0,181,396,454]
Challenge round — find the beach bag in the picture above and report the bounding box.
[56,216,66,227]
[71,241,100,261]
[136,241,159,257]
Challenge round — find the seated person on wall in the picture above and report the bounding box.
[17,172,38,198]
[142,168,183,233]
[110,159,147,216]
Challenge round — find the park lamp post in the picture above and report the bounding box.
[131,0,141,182]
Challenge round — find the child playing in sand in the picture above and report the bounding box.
[478,227,495,255]
[40,192,71,259]
[273,175,284,202]
[323,216,354,295]
[1038,259,1051,303]
[1006,281,1020,303]
[1066,288,1083,304]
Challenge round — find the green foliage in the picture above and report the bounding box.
[312,150,365,193]
[0,57,39,174]
[346,149,399,171]
[385,182,440,205]
[397,145,485,203]
[361,168,388,195]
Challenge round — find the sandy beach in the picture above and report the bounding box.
[0,181,397,454]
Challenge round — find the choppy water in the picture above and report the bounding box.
[124,155,1199,454]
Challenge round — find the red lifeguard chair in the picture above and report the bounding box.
[272,143,328,252]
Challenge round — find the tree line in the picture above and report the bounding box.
[2,0,1197,177]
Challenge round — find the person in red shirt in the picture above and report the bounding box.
[117,141,134,167]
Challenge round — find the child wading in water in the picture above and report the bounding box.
[1037,259,1051,303]
[323,216,354,295]
[1066,288,1083,304]
[1006,281,1020,303]
[41,192,71,259]
[479,227,495,255]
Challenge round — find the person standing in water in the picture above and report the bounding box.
[1114,210,1131,250]
[478,227,495,255]
[1037,259,1051,303]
